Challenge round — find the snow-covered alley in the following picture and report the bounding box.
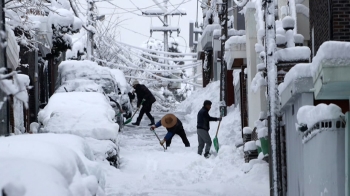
[103,82,269,196]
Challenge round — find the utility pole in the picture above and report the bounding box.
[218,0,228,116]
[86,0,95,60]
[142,0,186,69]
[163,0,168,67]
[0,0,9,136]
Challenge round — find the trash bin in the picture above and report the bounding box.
[260,137,269,155]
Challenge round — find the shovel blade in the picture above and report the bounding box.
[124,118,132,125]
[213,136,219,152]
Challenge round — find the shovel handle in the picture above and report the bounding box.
[150,128,166,151]
[215,108,224,137]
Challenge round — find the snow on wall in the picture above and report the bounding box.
[310,41,350,77]
[224,35,246,49]
[278,63,311,93]
[275,46,310,62]
[250,72,267,93]
[297,103,344,129]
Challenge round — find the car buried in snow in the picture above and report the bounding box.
[55,60,132,130]
[38,91,120,167]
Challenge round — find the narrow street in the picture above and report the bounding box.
[103,111,269,196]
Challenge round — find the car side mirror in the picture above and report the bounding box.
[110,101,116,107]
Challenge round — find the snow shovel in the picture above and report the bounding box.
[124,99,145,125]
[213,109,224,152]
[150,128,166,151]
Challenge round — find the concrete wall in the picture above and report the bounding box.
[303,126,345,196]
[283,93,313,196]
[282,92,345,196]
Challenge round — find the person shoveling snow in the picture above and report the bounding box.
[131,80,156,126]
[151,114,190,148]
[197,100,222,158]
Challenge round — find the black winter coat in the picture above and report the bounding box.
[197,107,219,131]
[134,84,156,107]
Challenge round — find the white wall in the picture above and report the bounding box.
[245,7,264,128]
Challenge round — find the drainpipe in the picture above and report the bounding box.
[346,110,350,196]
[327,0,333,39]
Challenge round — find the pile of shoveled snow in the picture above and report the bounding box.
[0,133,105,196]
[104,81,269,196]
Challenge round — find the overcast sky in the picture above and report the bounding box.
[96,0,200,53]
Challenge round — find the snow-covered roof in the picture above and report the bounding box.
[38,92,119,141]
[310,41,350,77]
[225,35,246,49]
[275,46,310,62]
[297,104,344,129]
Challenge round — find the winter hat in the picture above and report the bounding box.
[132,80,139,87]
[203,100,212,106]
[161,114,177,128]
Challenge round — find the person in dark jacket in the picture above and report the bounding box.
[197,100,221,158]
[151,114,190,148]
[132,80,156,126]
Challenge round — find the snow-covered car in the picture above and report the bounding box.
[38,92,120,167]
[55,60,132,128]
[0,133,106,196]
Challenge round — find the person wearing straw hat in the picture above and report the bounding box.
[131,80,156,126]
[197,100,222,158]
[151,114,190,148]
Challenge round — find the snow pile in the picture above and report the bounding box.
[0,134,105,196]
[250,72,267,93]
[110,69,128,94]
[278,63,311,93]
[297,103,344,129]
[282,16,295,30]
[276,34,287,45]
[275,46,310,62]
[243,127,253,134]
[38,92,119,141]
[294,34,304,44]
[0,72,30,108]
[244,141,258,151]
[310,41,350,77]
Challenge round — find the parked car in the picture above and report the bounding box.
[0,133,106,195]
[55,60,132,129]
[38,91,120,167]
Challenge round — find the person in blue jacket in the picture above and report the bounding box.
[150,114,190,148]
[197,100,221,158]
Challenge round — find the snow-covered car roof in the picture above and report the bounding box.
[56,60,119,95]
[110,69,129,94]
[38,92,119,141]
[55,78,104,93]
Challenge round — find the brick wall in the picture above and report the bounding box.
[310,0,350,55]
[309,0,331,54]
[332,1,350,41]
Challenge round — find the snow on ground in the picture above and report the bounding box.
[104,81,269,196]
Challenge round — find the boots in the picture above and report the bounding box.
[148,117,155,126]
[132,121,140,126]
